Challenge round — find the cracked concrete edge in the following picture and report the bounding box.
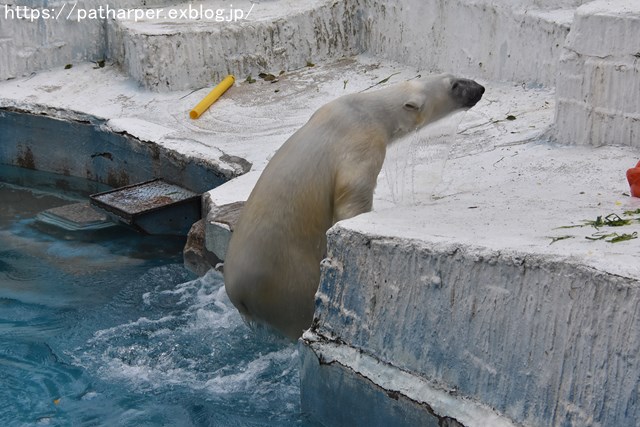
[300,330,519,427]
[0,103,249,189]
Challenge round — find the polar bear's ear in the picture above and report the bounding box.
[403,94,426,112]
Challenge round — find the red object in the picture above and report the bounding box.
[628,160,640,198]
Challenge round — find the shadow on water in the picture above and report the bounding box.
[0,167,312,427]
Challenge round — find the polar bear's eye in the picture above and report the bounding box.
[403,101,420,111]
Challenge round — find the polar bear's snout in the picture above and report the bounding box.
[451,78,485,108]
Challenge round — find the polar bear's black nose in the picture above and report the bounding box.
[452,78,485,108]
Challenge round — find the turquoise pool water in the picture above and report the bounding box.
[0,168,306,426]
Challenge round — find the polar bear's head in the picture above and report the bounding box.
[401,74,484,131]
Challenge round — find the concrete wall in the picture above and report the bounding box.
[0,108,226,192]
[108,0,583,91]
[358,0,574,87]
[108,0,364,91]
[0,0,581,90]
[303,224,640,426]
[554,0,640,147]
[1,0,125,80]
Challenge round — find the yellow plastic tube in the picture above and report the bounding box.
[189,75,235,119]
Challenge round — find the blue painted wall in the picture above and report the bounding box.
[0,109,226,193]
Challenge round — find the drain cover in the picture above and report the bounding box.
[90,179,201,235]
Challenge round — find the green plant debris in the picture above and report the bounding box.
[592,213,632,228]
[549,235,574,245]
[557,213,637,230]
[506,114,517,121]
[553,210,640,244]
[360,72,401,92]
[245,75,256,84]
[585,231,638,243]
[64,64,73,69]
[585,232,614,241]
[343,80,348,90]
[609,232,638,243]
[306,60,315,67]
[375,72,400,85]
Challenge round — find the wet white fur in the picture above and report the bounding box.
[224,74,477,339]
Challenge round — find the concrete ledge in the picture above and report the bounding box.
[109,0,364,91]
[204,201,243,261]
[0,0,182,79]
[203,170,257,261]
[308,223,640,426]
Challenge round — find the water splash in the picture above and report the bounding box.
[383,111,466,205]
[73,268,303,425]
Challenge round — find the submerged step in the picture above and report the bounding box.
[90,178,201,235]
[36,202,114,231]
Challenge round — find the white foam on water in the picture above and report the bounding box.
[205,348,299,394]
[76,267,299,409]
[90,315,178,342]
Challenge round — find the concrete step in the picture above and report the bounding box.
[1,0,584,86]
[107,0,363,91]
[0,0,109,80]
[36,202,114,231]
[105,0,588,91]
[554,0,640,147]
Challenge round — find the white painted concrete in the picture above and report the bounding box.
[360,0,577,87]
[1,0,586,90]
[554,0,640,147]
[108,0,363,90]
[311,218,640,426]
[0,0,147,80]
[0,56,413,175]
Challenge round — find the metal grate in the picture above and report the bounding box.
[90,179,201,235]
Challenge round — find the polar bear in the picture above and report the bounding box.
[224,74,485,339]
